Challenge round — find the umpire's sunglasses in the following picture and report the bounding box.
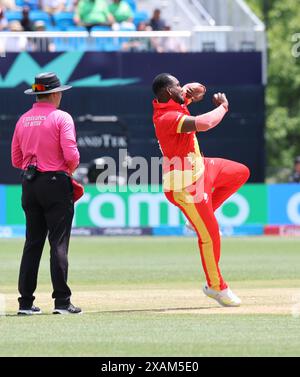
[32,83,50,92]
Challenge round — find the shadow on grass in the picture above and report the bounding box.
[89,306,216,314]
[1,306,218,317]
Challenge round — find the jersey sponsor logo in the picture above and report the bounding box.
[22,115,46,127]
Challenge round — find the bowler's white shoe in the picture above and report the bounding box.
[203,285,241,307]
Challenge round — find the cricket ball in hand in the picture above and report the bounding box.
[183,82,206,101]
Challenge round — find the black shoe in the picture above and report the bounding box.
[18,305,42,316]
[53,303,82,315]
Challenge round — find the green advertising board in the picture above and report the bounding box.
[5,185,25,225]
[216,184,267,226]
[4,184,268,227]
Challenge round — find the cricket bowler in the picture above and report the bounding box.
[152,73,250,307]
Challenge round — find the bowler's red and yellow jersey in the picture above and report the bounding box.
[153,98,204,191]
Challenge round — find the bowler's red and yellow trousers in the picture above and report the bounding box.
[165,158,250,291]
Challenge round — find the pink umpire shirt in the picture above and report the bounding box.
[11,102,80,174]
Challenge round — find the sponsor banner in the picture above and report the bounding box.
[74,186,186,228]
[153,226,186,236]
[5,185,25,225]
[0,185,6,225]
[263,225,280,236]
[220,225,264,237]
[74,184,267,228]
[0,225,25,238]
[99,227,152,236]
[0,225,267,238]
[264,225,300,236]
[71,227,152,237]
[0,52,262,88]
[268,184,300,225]
[71,227,98,237]
[2,184,300,230]
[215,184,267,226]
[278,225,300,236]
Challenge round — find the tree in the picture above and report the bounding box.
[246,0,300,179]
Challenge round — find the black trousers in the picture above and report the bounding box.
[18,173,74,308]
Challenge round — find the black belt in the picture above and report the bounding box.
[37,171,70,177]
[21,169,70,180]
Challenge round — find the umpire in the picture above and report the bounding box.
[11,72,81,315]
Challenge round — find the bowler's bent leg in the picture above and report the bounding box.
[165,188,227,291]
[206,158,250,211]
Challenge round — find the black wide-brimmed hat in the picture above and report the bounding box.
[24,72,72,95]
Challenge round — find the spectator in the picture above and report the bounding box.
[31,21,55,52]
[5,21,28,52]
[65,0,76,11]
[109,0,135,30]
[0,7,8,30]
[35,19,46,30]
[289,156,300,183]
[21,6,34,31]
[122,21,154,52]
[0,0,17,10]
[149,8,166,31]
[152,25,187,53]
[23,0,39,10]
[39,0,66,15]
[74,0,114,30]
[109,0,133,23]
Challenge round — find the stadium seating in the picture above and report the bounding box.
[133,11,149,27]
[53,12,75,29]
[6,9,53,27]
[125,0,136,12]
[119,23,136,31]
[91,25,120,52]
[20,0,39,10]
[4,0,149,53]
[52,37,77,52]
[30,10,52,26]
[44,24,60,31]
[91,25,112,31]
[64,25,87,32]
[5,11,22,22]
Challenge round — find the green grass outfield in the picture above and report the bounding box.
[0,236,300,356]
